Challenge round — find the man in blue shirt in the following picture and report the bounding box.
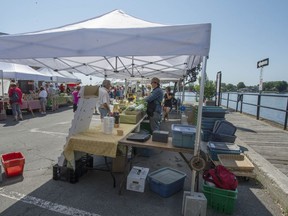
[145,77,164,131]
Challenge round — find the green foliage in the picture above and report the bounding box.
[263,81,288,92]
[221,80,287,93]
[194,76,216,100]
[226,84,237,92]
[237,82,246,89]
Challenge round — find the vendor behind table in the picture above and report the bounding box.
[144,77,164,131]
[98,80,113,120]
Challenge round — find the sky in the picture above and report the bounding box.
[1,0,288,86]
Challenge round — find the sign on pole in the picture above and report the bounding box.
[257,58,269,68]
[257,58,269,92]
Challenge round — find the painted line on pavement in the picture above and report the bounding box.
[0,187,101,216]
[54,121,71,125]
[30,128,67,136]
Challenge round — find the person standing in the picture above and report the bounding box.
[47,83,58,111]
[8,82,23,121]
[39,86,48,114]
[72,85,81,112]
[98,80,113,119]
[163,86,173,121]
[145,77,164,131]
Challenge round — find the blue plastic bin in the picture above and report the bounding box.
[171,124,196,148]
[208,142,241,161]
[147,167,186,197]
[202,107,226,118]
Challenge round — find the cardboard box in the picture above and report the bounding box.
[112,155,126,173]
[83,85,99,98]
[120,112,143,124]
[126,166,149,192]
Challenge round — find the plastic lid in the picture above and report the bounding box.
[148,167,186,185]
[172,124,196,133]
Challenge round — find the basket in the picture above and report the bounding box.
[218,154,254,171]
[1,152,25,177]
[202,182,237,214]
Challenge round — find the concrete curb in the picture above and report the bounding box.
[237,138,288,212]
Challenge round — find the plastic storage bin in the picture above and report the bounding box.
[147,167,186,197]
[213,120,237,136]
[1,152,25,177]
[202,182,238,214]
[171,124,196,148]
[211,133,237,143]
[202,106,226,118]
[208,142,241,161]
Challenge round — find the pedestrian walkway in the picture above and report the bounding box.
[225,111,288,211]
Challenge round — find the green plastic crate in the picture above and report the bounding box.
[202,182,237,214]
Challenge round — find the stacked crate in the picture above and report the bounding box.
[201,106,226,142]
[53,154,93,183]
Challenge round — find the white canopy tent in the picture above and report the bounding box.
[0,62,51,96]
[0,9,211,196]
[56,71,81,83]
[37,68,80,83]
[0,9,210,80]
[0,62,51,81]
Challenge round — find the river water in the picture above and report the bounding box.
[175,92,288,125]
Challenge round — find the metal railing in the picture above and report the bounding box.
[221,92,288,130]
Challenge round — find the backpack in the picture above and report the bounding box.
[203,165,238,190]
[10,91,19,103]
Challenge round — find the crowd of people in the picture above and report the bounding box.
[6,81,81,121]
[7,79,178,129]
[96,78,178,131]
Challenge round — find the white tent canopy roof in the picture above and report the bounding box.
[56,70,81,83]
[0,9,211,80]
[37,67,80,83]
[0,62,51,81]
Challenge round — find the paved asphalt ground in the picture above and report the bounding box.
[0,107,286,216]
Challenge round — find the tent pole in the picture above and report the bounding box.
[191,56,208,193]
[181,79,185,105]
[0,70,5,114]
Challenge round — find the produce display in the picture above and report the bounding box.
[125,98,147,112]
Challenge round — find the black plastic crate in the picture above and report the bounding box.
[52,154,93,183]
[213,120,237,136]
[211,133,237,143]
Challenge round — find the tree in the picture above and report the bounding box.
[194,76,216,100]
[263,81,288,92]
[226,83,237,92]
[237,82,246,90]
[275,81,288,92]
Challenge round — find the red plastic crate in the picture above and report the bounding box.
[1,152,25,177]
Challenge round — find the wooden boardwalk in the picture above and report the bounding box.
[225,111,288,177]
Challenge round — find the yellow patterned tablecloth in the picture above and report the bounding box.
[64,123,138,168]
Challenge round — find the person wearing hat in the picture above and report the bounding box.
[145,77,164,131]
[98,79,113,119]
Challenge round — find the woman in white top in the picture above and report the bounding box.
[39,86,48,114]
